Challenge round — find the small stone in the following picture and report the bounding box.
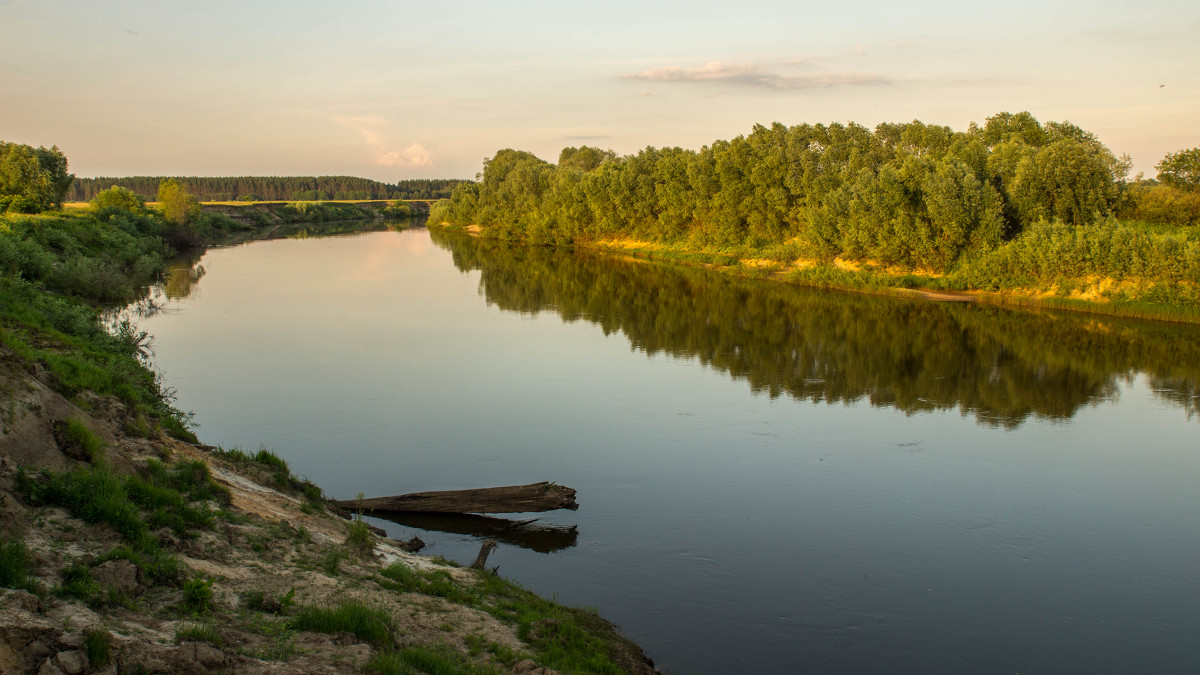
[55,649,86,675]
[513,659,540,673]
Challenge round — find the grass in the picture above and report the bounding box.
[175,622,223,647]
[181,576,214,613]
[84,629,111,668]
[368,645,507,675]
[290,599,393,646]
[345,519,375,556]
[378,563,629,674]
[62,418,105,461]
[0,537,42,594]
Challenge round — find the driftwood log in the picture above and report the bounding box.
[333,482,577,515]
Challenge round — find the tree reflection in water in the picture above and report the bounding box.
[432,228,1200,427]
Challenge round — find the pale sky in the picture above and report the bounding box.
[2,0,1197,180]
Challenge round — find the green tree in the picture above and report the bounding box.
[91,185,146,213]
[1156,147,1200,192]
[157,178,199,226]
[0,141,73,211]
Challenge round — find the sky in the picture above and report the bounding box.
[2,0,1198,181]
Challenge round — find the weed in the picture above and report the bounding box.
[345,519,374,556]
[62,418,104,462]
[0,537,42,594]
[84,629,111,668]
[290,600,393,646]
[320,548,346,576]
[181,576,214,614]
[175,622,223,647]
[54,563,100,602]
[368,645,505,675]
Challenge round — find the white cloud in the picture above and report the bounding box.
[336,117,432,169]
[622,61,887,90]
[378,143,433,168]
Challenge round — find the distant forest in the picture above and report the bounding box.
[68,176,470,202]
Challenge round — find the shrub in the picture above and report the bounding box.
[181,576,213,613]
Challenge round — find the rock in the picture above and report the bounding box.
[91,559,141,595]
[37,659,65,675]
[28,639,54,660]
[2,588,43,614]
[174,641,226,673]
[513,659,540,673]
[55,649,86,675]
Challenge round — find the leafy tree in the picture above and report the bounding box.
[1156,147,1200,192]
[91,185,146,213]
[157,178,199,226]
[0,141,73,211]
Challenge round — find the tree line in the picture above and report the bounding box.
[69,176,470,202]
[430,112,1199,277]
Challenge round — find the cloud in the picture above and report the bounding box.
[378,143,433,168]
[336,117,432,169]
[622,61,887,90]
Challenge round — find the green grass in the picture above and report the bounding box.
[0,537,42,594]
[62,418,105,461]
[181,576,214,614]
[84,629,111,668]
[175,622,223,647]
[368,645,506,675]
[345,519,374,556]
[290,600,393,645]
[378,563,628,674]
[54,563,100,602]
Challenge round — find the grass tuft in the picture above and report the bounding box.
[290,599,393,646]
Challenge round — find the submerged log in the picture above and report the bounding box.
[333,482,577,515]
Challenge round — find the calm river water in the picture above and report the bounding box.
[137,224,1200,673]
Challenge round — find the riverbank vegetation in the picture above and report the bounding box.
[429,113,1200,321]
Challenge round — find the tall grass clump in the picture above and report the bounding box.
[0,537,42,594]
[290,600,394,645]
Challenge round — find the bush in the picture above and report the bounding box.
[181,576,214,613]
[91,186,146,214]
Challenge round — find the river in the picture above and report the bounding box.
[135,223,1200,673]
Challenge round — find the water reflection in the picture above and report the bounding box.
[431,229,1200,426]
[372,512,578,553]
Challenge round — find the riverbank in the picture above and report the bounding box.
[432,222,1200,324]
[0,210,657,674]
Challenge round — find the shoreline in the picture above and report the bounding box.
[432,222,1200,325]
[0,213,658,674]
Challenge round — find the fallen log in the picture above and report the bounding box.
[332,482,577,515]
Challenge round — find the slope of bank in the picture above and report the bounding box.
[0,209,656,674]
